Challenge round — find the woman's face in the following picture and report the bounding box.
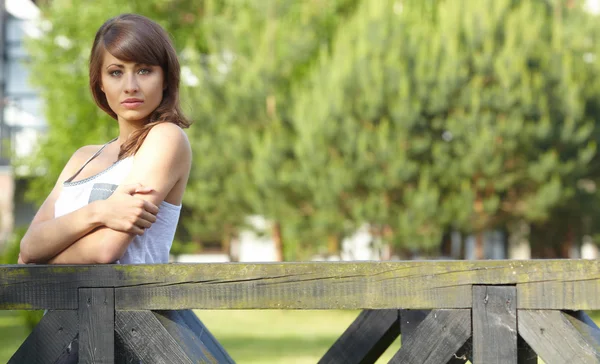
[100,51,165,124]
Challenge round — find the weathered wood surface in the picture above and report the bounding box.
[154,310,235,363]
[2,260,600,310]
[518,280,600,310]
[115,310,206,364]
[9,310,78,364]
[400,310,470,363]
[399,309,428,339]
[389,309,471,364]
[472,286,517,364]
[79,288,115,364]
[318,309,399,364]
[518,310,600,363]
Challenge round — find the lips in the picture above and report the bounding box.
[121,98,144,109]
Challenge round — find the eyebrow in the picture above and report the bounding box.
[105,63,152,69]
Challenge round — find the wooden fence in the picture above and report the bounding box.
[1,260,600,363]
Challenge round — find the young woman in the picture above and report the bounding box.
[19,14,192,265]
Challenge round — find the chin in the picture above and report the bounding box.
[120,111,152,123]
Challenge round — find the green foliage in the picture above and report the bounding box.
[289,0,600,250]
[21,0,600,257]
[0,227,44,331]
[180,0,361,256]
[0,227,23,264]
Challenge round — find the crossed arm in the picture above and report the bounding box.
[19,124,191,264]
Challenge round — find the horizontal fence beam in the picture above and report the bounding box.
[0,260,599,310]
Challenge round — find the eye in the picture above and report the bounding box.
[109,69,122,77]
[138,68,152,75]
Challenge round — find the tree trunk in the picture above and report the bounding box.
[273,222,284,261]
[440,232,451,257]
[458,235,466,260]
[222,224,238,262]
[560,223,575,258]
[475,232,485,260]
[327,234,340,257]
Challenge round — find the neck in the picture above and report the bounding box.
[116,118,146,145]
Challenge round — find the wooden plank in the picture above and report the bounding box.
[400,309,429,337]
[389,309,471,364]
[116,312,223,364]
[176,310,235,363]
[9,310,78,364]
[518,310,600,363]
[400,310,471,363]
[518,280,600,309]
[79,288,114,364]
[116,310,213,364]
[153,310,232,363]
[318,309,399,364]
[115,283,470,310]
[472,286,517,364]
[109,260,600,310]
[0,262,468,310]
[2,260,600,310]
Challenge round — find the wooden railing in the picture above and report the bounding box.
[1,260,600,363]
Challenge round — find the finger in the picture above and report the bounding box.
[131,226,145,236]
[135,217,152,229]
[140,210,157,224]
[134,186,155,194]
[142,200,160,215]
[118,183,143,195]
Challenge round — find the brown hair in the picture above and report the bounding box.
[89,13,191,159]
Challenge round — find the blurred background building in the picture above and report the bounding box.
[0,0,43,244]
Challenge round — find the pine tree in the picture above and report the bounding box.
[290,0,599,256]
[184,0,361,259]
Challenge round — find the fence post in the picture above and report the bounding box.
[78,287,115,364]
[472,285,517,363]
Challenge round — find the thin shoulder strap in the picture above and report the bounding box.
[64,138,118,183]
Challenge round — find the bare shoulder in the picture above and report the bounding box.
[58,144,104,182]
[72,144,104,161]
[129,123,192,189]
[141,123,191,157]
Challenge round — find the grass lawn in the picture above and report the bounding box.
[195,310,400,363]
[0,311,29,362]
[1,309,599,363]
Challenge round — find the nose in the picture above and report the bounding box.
[124,73,139,94]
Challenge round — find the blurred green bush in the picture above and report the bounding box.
[1,226,44,331]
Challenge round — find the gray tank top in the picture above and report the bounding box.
[54,139,181,264]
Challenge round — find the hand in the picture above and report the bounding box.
[98,183,159,235]
[17,253,25,264]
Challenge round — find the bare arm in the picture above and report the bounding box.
[19,147,106,263]
[48,123,191,264]
[20,147,159,264]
